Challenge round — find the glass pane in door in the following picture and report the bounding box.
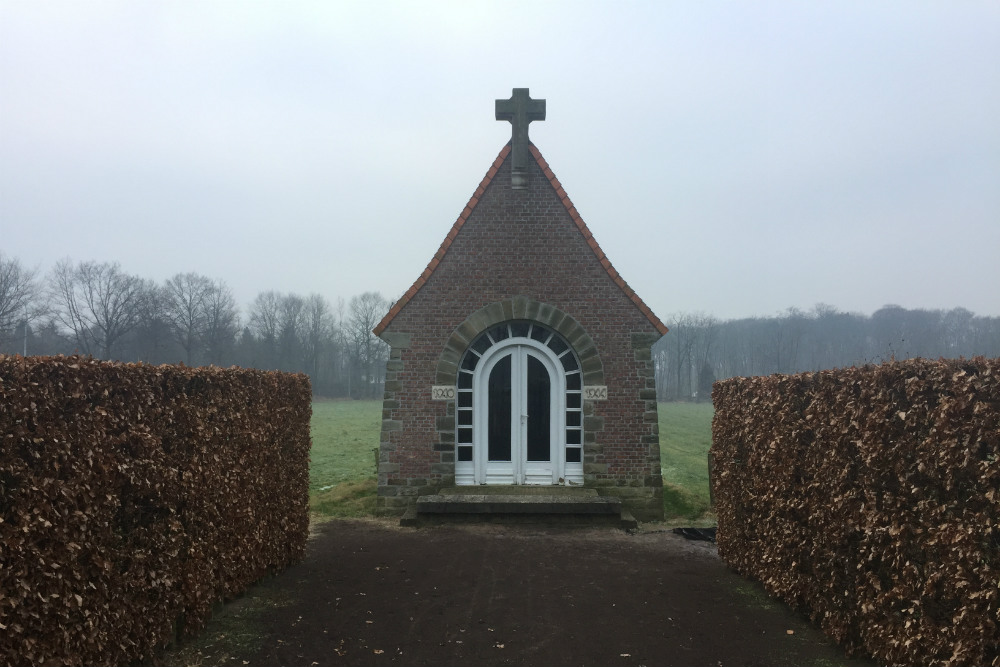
[488,355,512,461]
[526,355,551,461]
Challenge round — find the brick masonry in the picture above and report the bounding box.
[375,143,666,521]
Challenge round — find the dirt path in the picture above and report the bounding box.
[165,519,876,667]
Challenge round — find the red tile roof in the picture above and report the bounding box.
[373,143,668,336]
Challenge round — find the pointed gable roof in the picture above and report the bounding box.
[373,143,668,337]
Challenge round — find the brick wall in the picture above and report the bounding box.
[376,144,664,521]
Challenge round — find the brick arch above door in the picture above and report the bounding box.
[434,297,604,388]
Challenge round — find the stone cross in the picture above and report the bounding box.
[495,88,546,189]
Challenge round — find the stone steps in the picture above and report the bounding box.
[401,487,637,529]
[437,485,598,497]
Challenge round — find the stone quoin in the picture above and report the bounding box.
[374,88,668,521]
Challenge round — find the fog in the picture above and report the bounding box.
[2,2,999,321]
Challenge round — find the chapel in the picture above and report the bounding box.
[374,89,668,522]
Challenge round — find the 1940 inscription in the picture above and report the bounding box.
[583,385,608,400]
[431,385,455,400]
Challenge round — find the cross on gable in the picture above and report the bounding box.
[495,88,545,188]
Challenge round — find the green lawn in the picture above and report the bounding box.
[309,399,381,490]
[308,399,715,523]
[308,400,381,518]
[658,402,715,521]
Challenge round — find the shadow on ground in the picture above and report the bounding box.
[163,519,876,667]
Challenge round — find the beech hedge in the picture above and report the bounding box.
[711,358,999,667]
[0,355,311,667]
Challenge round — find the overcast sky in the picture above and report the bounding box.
[2,1,998,322]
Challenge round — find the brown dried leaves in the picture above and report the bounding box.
[0,355,312,667]
[711,358,999,667]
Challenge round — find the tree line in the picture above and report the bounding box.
[4,253,999,400]
[655,306,1000,401]
[0,253,388,398]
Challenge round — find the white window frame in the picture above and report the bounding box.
[454,322,584,486]
[473,340,564,485]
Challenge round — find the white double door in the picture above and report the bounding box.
[474,343,564,485]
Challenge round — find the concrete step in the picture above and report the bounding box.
[437,485,598,497]
[416,493,620,515]
[400,487,637,530]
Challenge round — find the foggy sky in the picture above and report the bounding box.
[2,1,998,322]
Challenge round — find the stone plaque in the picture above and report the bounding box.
[431,385,455,400]
[583,385,608,400]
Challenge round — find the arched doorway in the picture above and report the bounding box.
[455,321,583,485]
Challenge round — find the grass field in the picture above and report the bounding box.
[309,399,715,523]
[658,402,715,521]
[308,400,380,518]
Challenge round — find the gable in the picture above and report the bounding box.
[373,142,667,337]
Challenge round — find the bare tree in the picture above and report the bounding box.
[248,291,280,341]
[202,279,239,366]
[666,313,697,400]
[348,291,390,398]
[658,304,1000,402]
[656,312,720,400]
[335,297,352,396]
[248,290,282,368]
[302,293,333,377]
[129,283,172,363]
[163,272,212,365]
[869,304,909,362]
[691,313,720,385]
[277,293,305,371]
[690,313,719,401]
[48,259,152,359]
[0,252,43,348]
[770,307,807,373]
